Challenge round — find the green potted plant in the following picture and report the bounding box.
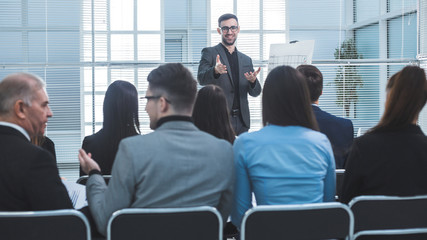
[334,38,363,117]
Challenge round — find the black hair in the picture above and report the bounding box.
[103,80,140,146]
[193,85,235,144]
[262,65,318,130]
[218,13,239,27]
[370,65,427,132]
[296,64,323,102]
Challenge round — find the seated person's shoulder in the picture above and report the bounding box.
[26,144,57,169]
[82,130,104,148]
[304,127,331,142]
[334,113,353,124]
[335,115,353,129]
[12,141,53,168]
[198,130,232,145]
[118,133,144,146]
[319,110,353,128]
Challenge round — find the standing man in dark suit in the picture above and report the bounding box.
[297,65,354,169]
[198,13,262,135]
[0,73,72,210]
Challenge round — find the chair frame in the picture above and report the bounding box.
[336,169,345,200]
[353,228,427,239]
[0,209,91,240]
[349,195,427,238]
[240,202,354,240]
[348,194,427,207]
[107,206,223,240]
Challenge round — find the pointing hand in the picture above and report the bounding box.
[214,55,227,74]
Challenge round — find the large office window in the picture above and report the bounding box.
[419,0,427,133]
[0,0,82,180]
[83,0,287,139]
[1,0,425,179]
[421,0,427,57]
[289,0,419,136]
[283,0,422,136]
[82,0,161,138]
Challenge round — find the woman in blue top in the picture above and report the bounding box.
[231,65,336,228]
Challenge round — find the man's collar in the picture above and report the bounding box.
[220,43,237,54]
[0,121,31,141]
[155,115,192,129]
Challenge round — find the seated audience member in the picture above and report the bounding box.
[230,65,336,228]
[297,64,354,168]
[79,63,235,236]
[192,84,236,144]
[0,73,72,210]
[192,84,237,238]
[80,80,140,176]
[32,135,57,161]
[340,65,427,204]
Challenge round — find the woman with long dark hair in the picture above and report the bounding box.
[79,80,140,176]
[31,135,56,161]
[340,65,427,203]
[192,85,235,144]
[230,65,336,227]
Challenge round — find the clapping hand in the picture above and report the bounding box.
[78,149,101,175]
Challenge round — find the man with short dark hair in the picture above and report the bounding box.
[297,65,354,168]
[0,73,72,210]
[198,13,262,135]
[79,63,235,236]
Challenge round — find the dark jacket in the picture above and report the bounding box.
[0,125,72,210]
[340,124,427,204]
[197,43,262,128]
[80,129,117,176]
[312,105,354,168]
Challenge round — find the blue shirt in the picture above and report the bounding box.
[230,125,336,227]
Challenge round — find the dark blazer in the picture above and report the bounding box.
[0,125,72,211]
[197,43,262,128]
[312,105,354,168]
[340,124,427,204]
[80,129,118,176]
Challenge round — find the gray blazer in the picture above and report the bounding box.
[197,43,262,128]
[86,120,235,236]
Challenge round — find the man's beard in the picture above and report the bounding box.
[222,35,236,46]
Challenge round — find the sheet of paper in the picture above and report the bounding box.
[62,180,88,209]
[268,40,315,71]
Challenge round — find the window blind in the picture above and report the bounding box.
[419,0,427,132]
[420,0,427,57]
[0,0,425,181]
[319,0,419,135]
[84,0,288,146]
[419,59,427,133]
[0,0,82,180]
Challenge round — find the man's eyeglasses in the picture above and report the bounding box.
[141,95,171,104]
[220,26,238,33]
